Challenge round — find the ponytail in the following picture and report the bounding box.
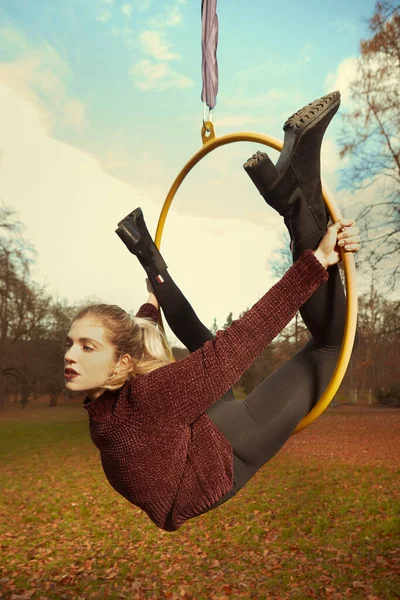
[72,304,173,390]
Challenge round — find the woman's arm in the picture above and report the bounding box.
[134,280,159,323]
[145,279,159,310]
[133,250,327,425]
[133,221,360,426]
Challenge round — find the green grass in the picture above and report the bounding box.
[0,404,399,600]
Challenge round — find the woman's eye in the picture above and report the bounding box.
[83,346,94,352]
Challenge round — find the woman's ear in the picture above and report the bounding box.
[120,353,133,367]
[112,353,134,377]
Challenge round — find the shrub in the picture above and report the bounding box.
[375,385,400,407]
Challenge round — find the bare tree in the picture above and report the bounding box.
[338,1,400,288]
[346,285,400,401]
[268,233,308,349]
[0,204,21,235]
[40,300,76,406]
[0,206,55,407]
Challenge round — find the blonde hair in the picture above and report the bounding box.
[72,304,173,390]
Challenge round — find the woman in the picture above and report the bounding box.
[65,92,360,532]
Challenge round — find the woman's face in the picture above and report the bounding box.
[65,318,117,400]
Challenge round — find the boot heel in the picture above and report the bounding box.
[117,206,143,228]
[116,208,168,277]
[115,221,141,254]
[243,151,279,197]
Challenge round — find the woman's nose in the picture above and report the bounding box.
[65,347,77,363]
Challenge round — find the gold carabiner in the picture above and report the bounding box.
[201,120,216,144]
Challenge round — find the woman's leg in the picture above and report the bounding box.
[205,93,359,508]
[147,269,215,353]
[206,232,348,503]
[116,207,214,352]
[147,263,236,409]
[117,207,237,405]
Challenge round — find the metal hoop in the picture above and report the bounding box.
[155,122,358,434]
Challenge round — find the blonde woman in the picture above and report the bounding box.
[65,92,360,531]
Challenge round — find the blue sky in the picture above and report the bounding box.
[0,0,377,340]
[1,0,375,175]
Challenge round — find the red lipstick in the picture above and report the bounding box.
[64,368,79,380]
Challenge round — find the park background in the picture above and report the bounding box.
[0,1,399,599]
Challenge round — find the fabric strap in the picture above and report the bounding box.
[201,0,219,110]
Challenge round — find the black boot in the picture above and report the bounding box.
[244,91,340,240]
[116,207,167,280]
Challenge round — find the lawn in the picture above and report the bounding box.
[0,401,399,600]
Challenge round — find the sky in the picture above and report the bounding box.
[0,0,378,344]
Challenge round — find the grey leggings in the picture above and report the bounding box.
[147,225,357,509]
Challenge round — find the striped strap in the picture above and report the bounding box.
[201,0,219,110]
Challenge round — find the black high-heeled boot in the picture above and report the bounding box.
[244,91,341,235]
[116,207,167,281]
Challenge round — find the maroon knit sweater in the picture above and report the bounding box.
[84,250,328,531]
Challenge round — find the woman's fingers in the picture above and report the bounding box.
[338,227,360,243]
[342,243,361,252]
[317,219,361,267]
[338,218,355,228]
[146,278,155,294]
[337,221,360,252]
[338,226,359,238]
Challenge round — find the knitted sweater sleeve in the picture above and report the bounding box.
[133,250,329,425]
[135,303,159,323]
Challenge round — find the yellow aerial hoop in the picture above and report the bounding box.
[153,2,357,435]
[154,121,358,435]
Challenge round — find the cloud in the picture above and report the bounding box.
[149,0,187,29]
[95,0,115,22]
[326,52,399,115]
[328,18,358,35]
[321,138,347,176]
[131,1,188,94]
[214,115,262,129]
[62,97,86,129]
[0,81,151,308]
[95,10,112,23]
[130,59,192,90]
[101,150,131,171]
[132,0,188,86]
[110,25,136,48]
[233,43,314,91]
[121,3,133,19]
[325,56,358,107]
[133,0,152,12]
[0,27,68,77]
[0,26,32,57]
[0,26,86,133]
[139,30,180,61]
[319,137,351,194]
[0,81,282,340]
[224,89,295,109]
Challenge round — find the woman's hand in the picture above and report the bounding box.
[314,219,360,269]
[146,278,159,309]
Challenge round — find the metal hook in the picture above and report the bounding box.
[203,103,213,131]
